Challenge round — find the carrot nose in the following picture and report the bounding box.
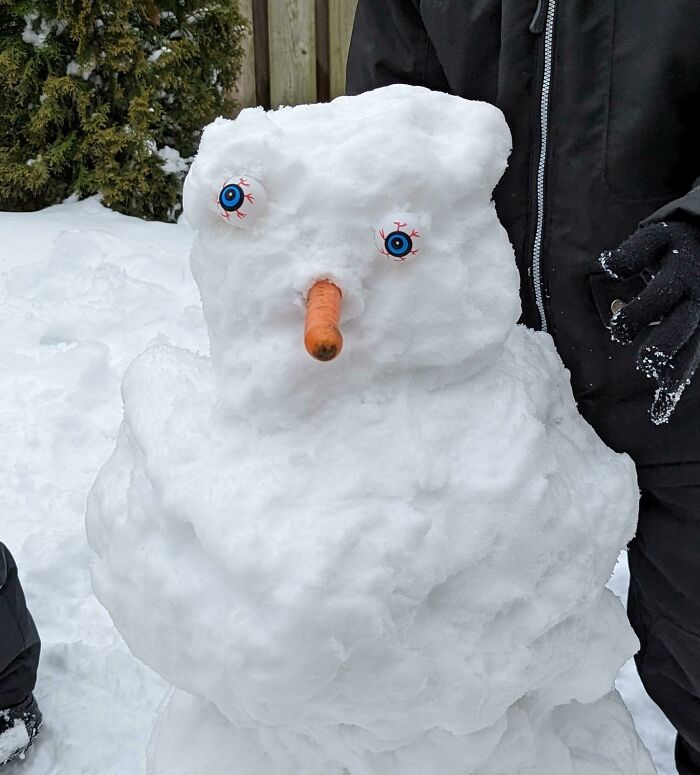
[304,280,343,361]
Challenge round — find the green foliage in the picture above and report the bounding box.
[0,0,248,220]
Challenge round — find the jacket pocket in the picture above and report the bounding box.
[604,0,700,201]
[587,270,650,331]
[585,271,655,402]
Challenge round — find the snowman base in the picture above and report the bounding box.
[146,688,654,775]
[147,691,272,775]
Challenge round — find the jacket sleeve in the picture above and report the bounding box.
[641,176,700,226]
[345,0,450,96]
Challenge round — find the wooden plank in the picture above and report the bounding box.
[229,0,257,113]
[329,0,358,98]
[268,0,317,108]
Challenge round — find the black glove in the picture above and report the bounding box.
[599,220,700,425]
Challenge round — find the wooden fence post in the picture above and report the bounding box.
[232,0,258,110]
[329,0,358,98]
[268,0,317,108]
[233,0,359,111]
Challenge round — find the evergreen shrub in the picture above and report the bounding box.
[0,0,247,220]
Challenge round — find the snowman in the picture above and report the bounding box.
[86,85,656,774]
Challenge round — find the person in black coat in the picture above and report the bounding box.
[0,544,42,765]
[346,2,700,773]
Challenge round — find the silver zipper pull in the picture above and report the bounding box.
[530,0,549,33]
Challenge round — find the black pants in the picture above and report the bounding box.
[628,485,700,775]
[0,543,40,708]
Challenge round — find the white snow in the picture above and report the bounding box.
[0,193,675,774]
[0,198,206,774]
[155,145,191,176]
[65,60,94,81]
[76,85,663,773]
[0,718,29,763]
[148,48,171,63]
[21,14,52,47]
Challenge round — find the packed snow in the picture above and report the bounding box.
[75,85,665,773]
[0,720,29,765]
[0,198,206,775]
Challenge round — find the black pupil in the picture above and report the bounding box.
[385,230,412,258]
[220,184,244,212]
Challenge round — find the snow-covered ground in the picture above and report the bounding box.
[0,199,676,774]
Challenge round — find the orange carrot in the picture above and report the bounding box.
[304,280,343,361]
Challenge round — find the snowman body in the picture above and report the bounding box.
[87,85,655,774]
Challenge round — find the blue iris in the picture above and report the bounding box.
[219,183,244,212]
[384,230,413,258]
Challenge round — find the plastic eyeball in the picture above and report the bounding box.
[216,176,267,226]
[374,213,424,261]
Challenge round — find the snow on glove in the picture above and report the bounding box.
[599,220,700,425]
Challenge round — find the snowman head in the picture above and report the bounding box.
[184,85,520,415]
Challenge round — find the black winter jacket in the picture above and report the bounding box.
[346,0,700,487]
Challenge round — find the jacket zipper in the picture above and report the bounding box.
[530,0,557,332]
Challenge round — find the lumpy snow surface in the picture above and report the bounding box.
[0,720,29,763]
[86,85,656,774]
